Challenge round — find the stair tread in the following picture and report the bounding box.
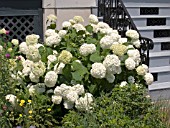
[149,51,170,57]
[152,38,170,43]
[138,26,170,30]
[149,81,170,90]
[132,15,170,19]
[149,66,170,73]
[125,3,170,7]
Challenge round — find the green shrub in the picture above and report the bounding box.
[62,83,167,128]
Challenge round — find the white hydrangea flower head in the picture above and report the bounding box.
[45,33,61,47]
[118,38,127,44]
[0,28,7,34]
[19,42,28,54]
[63,100,74,109]
[58,50,73,64]
[136,64,148,76]
[72,84,85,95]
[0,45,3,51]
[75,93,93,111]
[90,24,98,33]
[100,35,114,49]
[73,16,84,23]
[26,45,41,62]
[144,73,154,85]
[47,14,57,22]
[125,58,136,70]
[31,61,46,77]
[72,23,86,32]
[45,29,56,37]
[47,55,57,63]
[5,94,17,106]
[127,49,141,66]
[103,55,121,74]
[28,83,45,96]
[62,21,72,28]
[58,30,67,37]
[132,39,141,48]
[89,14,99,24]
[11,39,19,46]
[54,62,65,74]
[110,33,121,42]
[120,81,128,87]
[26,34,39,45]
[90,63,106,79]
[44,71,58,87]
[52,95,62,104]
[97,22,110,29]
[54,86,63,95]
[79,43,96,56]
[29,72,39,83]
[106,73,115,83]
[69,19,76,24]
[66,91,79,103]
[111,44,127,56]
[127,45,134,49]
[126,30,139,40]
[128,76,135,84]
[22,59,34,76]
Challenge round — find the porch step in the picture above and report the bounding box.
[149,82,170,91]
[124,3,170,8]
[138,26,170,31]
[149,51,170,57]
[149,66,170,73]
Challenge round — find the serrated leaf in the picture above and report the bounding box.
[90,52,102,62]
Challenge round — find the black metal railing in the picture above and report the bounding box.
[98,0,154,66]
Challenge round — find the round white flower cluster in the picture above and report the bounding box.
[89,14,99,24]
[72,23,86,32]
[103,54,121,74]
[100,35,114,49]
[11,39,19,46]
[19,42,28,54]
[26,45,41,62]
[136,64,149,76]
[125,30,139,40]
[58,30,67,37]
[26,34,40,45]
[120,81,128,87]
[132,39,141,48]
[127,49,141,66]
[62,21,72,28]
[47,54,57,69]
[45,29,56,37]
[144,73,154,85]
[0,28,7,34]
[118,38,127,44]
[111,44,127,56]
[96,22,110,34]
[45,33,61,47]
[44,71,58,87]
[53,84,92,110]
[58,50,73,64]
[5,94,17,106]
[73,16,84,23]
[47,14,57,22]
[90,63,106,79]
[125,57,136,70]
[75,93,93,111]
[79,43,96,56]
[31,61,46,78]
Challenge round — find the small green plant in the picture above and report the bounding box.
[62,83,167,128]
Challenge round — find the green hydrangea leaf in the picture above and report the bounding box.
[90,52,102,62]
[85,25,93,33]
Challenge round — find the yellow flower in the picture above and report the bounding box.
[19,114,22,117]
[19,103,24,107]
[47,108,51,112]
[28,100,32,103]
[29,116,32,118]
[111,44,127,57]
[20,100,25,104]
[28,110,33,114]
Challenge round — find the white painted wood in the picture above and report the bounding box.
[153,38,170,43]
[149,51,170,57]
[150,57,170,67]
[149,66,170,73]
[124,3,170,7]
[149,82,170,90]
[138,26,170,31]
